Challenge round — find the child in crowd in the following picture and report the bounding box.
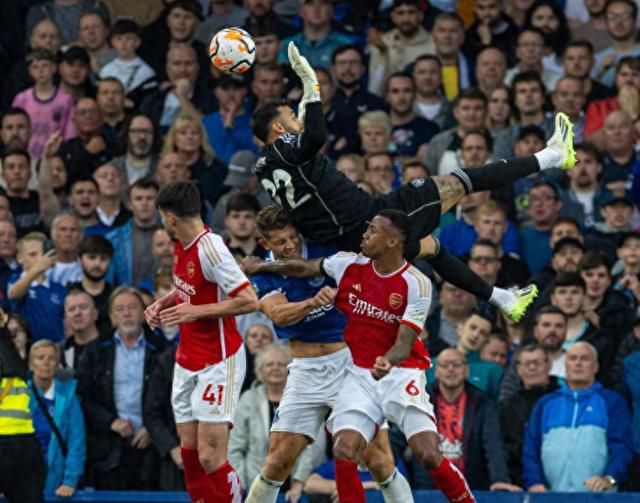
[12,49,76,159]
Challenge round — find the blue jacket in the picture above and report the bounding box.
[106,220,132,287]
[28,378,86,492]
[522,382,632,491]
[202,109,258,165]
[622,350,640,454]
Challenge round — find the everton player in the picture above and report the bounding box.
[245,209,477,502]
[248,205,413,503]
[253,42,578,322]
[144,181,259,503]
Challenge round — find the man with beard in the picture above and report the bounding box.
[67,235,114,335]
[572,0,614,52]
[593,0,640,87]
[110,112,160,184]
[330,44,385,146]
[499,306,568,402]
[562,40,614,105]
[0,108,37,190]
[563,143,606,228]
[386,73,439,159]
[367,0,435,96]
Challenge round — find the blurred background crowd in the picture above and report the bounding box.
[0,0,639,500]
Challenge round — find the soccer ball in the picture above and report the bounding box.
[209,27,255,74]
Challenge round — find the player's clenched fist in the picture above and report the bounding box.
[311,286,336,307]
[240,255,264,275]
[371,355,392,380]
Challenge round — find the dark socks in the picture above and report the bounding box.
[427,247,493,301]
[452,155,540,194]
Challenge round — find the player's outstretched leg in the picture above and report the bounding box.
[362,429,414,502]
[422,236,538,322]
[447,112,576,197]
[408,430,475,503]
[245,432,308,503]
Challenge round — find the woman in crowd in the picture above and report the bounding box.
[487,85,514,135]
[27,339,86,498]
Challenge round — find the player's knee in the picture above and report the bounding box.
[332,434,361,462]
[415,445,442,470]
[197,445,226,473]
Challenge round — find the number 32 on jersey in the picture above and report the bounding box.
[261,169,311,209]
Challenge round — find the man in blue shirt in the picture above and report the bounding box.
[8,232,66,342]
[245,205,413,503]
[278,0,353,69]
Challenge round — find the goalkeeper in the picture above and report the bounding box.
[251,42,578,321]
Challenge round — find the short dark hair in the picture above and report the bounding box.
[253,61,283,78]
[471,238,499,254]
[606,0,638,20]
[252,100,288,143]
[434,11,464,29]
[386,72,415,95]
[332,44,364,65]
[529,179,559,198]
[512,70,546,95]
[413,54,442,69]
[1,148,30,165]
[551,215,580,232]
[517,125,546,143]
[575,142,602,163]
[376,209,411,245]
[453,87,487,108]
[553,271,586,291]
[78,235,114,258]
[563,39,595,57]
[129,177,160,198]
[578,250,611,273]
[616,56,640,75]
[618,231,640,248]
[69,175,99,193]
[247,15,280,38]
[26,48,56,64]
[256,204,296,237]
[392,0,421,10]
[111,19,140,37]
[225,193,261,216]
[462,128,493,152]
[535,305,567,324]
[514,342,549,363]
[1,107,30,128]
[156,181,200,218]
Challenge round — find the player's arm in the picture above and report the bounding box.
[371,325,420,380]
[242,255,324,278]
[260,286,335,327]
[145,289,177,329]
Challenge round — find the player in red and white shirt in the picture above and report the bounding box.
[145,181,259,503]
[244,209,475,503]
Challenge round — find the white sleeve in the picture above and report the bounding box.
[198,233,250,297]
[401,268,431,333]
[320,252,360,284]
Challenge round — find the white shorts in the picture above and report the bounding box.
[172,345,246,424]
[270,347,351,440]
[327,363,437,443]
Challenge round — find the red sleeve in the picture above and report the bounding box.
[585,98,618,138]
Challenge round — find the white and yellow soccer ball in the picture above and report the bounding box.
[209,27,256,74]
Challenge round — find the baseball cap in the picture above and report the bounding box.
[224,151,258,188]
[552,236,584,255]
[217,74,247,89]
[59,46,90,65]
[600,192,634,208]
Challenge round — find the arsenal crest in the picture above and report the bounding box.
[187,261,195,278]
[389,293,403,309]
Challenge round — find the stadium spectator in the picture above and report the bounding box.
[8,232,65,343]
[464,3,518,66]
[500,343,560,486]
[242,323,275,392]
[367,0,435,96]
[60,290,101,369]
[57,46,94,102]
[203,75,257,165]
[401,159,429,184]
[224,193,267,260]
[138,228,174,294]
[67,177,111,237]
[424,88,488,176]
[7,313,31,363]
[524,0,569,77]
[0,220,19,306]
[468,239,502,285]
[243,0,296,39]
[563,143,605,228]
[58,97,111,180]
[195,0,248,45]
[551,76,586,143]
[592,0,640,87]
[585,192,635,263]
[161,113,228,207]
[77,10,116,75]
[523,342,632,492]
[505,28,561,90]
[47,213,83,286]
[93,163,132,229]
[27,339,86,498]
[0,109,33,189]
[143,345,185,491]
[425,281,477,356]
[571,0,614,52]
[358,111,392,158]
[480,333,509,367]
[407,348,517,490]
[77,287,165,490]
[386,73,440,159]
[107,178,160,287]
[363,152,395,195]
[251,62,286,111]
[67,235,114,334]
[229,344,292,489]
[562,40,614,105]
[96,78,127,149]
[475,47,509,100]
[486,85,513,134]
[599,111,639,195]
[531,236,585,301]
[140,44,215,133]
[110,112,161,186]
[12,49,76,160]
[412,55,453,129]
[154,152,190,189]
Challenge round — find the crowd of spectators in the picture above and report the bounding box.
[0,0,639,499]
